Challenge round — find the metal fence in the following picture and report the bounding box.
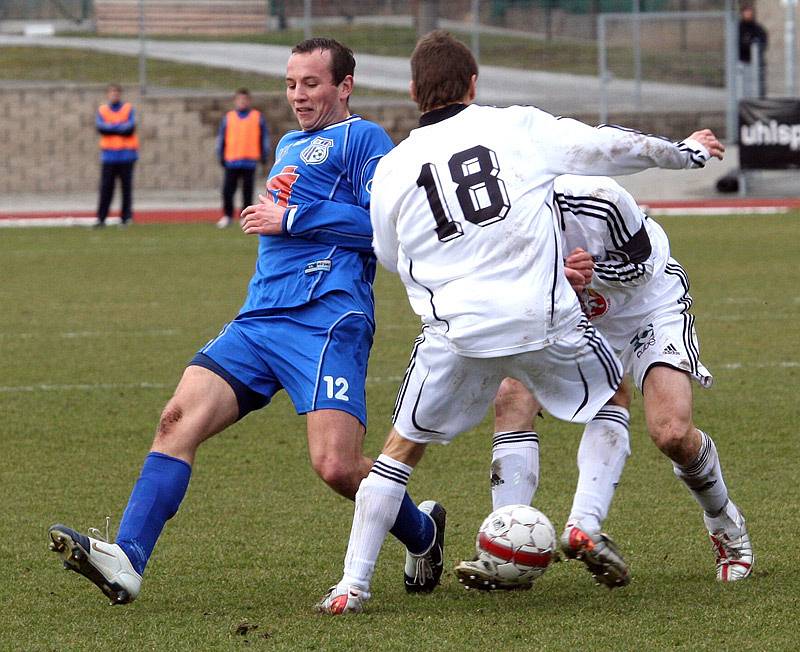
[597,9,732,135]
[7,0,792,142]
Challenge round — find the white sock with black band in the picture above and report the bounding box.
[490,431,540,509]
[567,406,631,533]
[340,455,412,593]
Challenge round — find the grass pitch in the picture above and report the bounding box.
[0,215,797,650]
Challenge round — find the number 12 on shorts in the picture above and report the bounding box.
[322,375,350,401]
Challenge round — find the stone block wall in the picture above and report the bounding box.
[0,85,415,195]
[0,84,723,196]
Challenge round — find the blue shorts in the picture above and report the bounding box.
[191,292,374,426]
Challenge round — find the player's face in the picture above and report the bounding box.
[286,49,352,132]
[107,87,121,104]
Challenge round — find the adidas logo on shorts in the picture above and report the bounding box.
[663,343,680,355]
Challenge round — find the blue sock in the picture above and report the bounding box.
[116,452,192,575]
[389,492,434,555]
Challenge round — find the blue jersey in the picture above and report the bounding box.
[238,115,394,318]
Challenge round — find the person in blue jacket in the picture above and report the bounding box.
[95,84,138,227]
[48,38,443,606]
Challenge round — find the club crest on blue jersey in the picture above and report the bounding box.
[300,137,335,165]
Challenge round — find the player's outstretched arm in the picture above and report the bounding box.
[541,112,720,175]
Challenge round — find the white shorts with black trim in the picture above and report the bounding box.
[620,312,712,391]
[391,320,622,445]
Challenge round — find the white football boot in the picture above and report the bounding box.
[704,500,754,581]
[315,584,369,615]
[48,523,142,604]
[559,522,631,588]
[216,215,232,229]
[454,557,533,591]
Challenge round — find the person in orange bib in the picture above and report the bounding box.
[95,84,139,227]
[215,88,270,228]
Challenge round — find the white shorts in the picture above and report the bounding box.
[620,312,713,391]
[392,320,622,445]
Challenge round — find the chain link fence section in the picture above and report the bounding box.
[597,9,734,138]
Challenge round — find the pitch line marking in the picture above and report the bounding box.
[0,329,180,340]
[0,376,406,394]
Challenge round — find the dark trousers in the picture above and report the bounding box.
[97,161,135,223]
[222,167,256,218]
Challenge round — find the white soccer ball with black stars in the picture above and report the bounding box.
[475,504,557,585]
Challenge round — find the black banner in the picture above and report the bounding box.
[739,98,800,170]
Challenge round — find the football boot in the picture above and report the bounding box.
[404,500,446,593]
[704,500,754,582]
[559,523,631,588]
[48,523,141,605]
[316,584,369,615]
[454,557,533,591]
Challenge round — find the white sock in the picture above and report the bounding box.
[490,431,540,510]
[340,455,411,592]
[567,406,631,534]
[673,430,729,517]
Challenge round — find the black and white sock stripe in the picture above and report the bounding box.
[679,431,712,477]
[492,430,540,449]
[593,407,630,429]
[371,458,410,486]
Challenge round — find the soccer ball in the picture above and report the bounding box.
[475,504,557,585]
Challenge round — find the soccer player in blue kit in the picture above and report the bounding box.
[48,38,444,605]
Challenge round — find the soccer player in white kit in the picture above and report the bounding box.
[317,30,726,614]
[456,175,753,590]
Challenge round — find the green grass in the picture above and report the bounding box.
[0,46,400,96]
[65,25,725,86]
[1,215,797,649]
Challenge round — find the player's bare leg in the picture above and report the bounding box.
[318,429,444,614]
[306,409,372,499]
[643,364,753,581]
[49,366,240,603]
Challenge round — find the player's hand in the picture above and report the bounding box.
[688,129,725,160]
[564,247,593,291]
[564,267,588,292]
[240,195,286,235]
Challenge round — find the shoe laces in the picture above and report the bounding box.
[87,516,112,543]
[710,530,748,561]
[413,555,433,584]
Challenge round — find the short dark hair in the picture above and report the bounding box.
[411,30,477,113]
[235,87,250,96]
[107,83,122,92]
[291,37,355,85]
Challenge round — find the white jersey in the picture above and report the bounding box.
[556,174,693,352]
[371,103,710,358]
